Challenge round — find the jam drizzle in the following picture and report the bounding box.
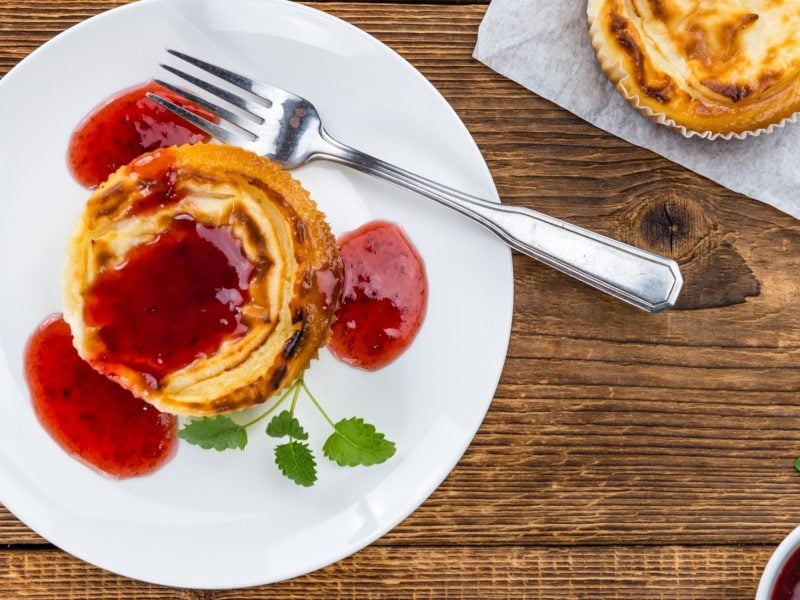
[84,215,255,383]
[24,316,177,478]
[126,150,183,216]
[68,81,212,189]
[329,220,427,370]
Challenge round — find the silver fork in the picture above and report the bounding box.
[150,50,682,313]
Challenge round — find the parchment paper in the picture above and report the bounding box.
[473,0,800,219]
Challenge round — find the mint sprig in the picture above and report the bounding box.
[323,418,396,467]
[267,410,308,440]
[177,374,395,486]
[178,415,247,451]
[794,456,800,473]
[275,441,317,487]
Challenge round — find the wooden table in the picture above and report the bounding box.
[2,1,799,597]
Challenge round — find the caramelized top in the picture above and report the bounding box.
[588,0,800,135]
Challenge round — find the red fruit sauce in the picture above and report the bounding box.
[68,81,212,188]
[329,220,427,370]
[24,316,177,478]
[126,150,184,216]
[84,215,255,383]
[772,546,800,600]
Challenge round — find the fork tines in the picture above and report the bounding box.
[148,49,280,144]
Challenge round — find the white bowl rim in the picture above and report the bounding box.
[756,524,800,599]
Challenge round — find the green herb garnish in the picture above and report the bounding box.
[323,418,396,467]
[178,374,395,487]
[177,415,247,451]
[266,410,308,440]
[794,456,800,473]
[275,441,317,487]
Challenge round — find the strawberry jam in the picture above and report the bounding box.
[772,545,800,600]
[68,81,212,188]
[329,221,427,370]
[125,149,183,217]
[24,316,177,478]
[84,215,255,383]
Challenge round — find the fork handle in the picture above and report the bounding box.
[313,129,682,313]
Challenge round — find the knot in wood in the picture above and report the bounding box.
[635,195,706,260]
[614,189,759,309]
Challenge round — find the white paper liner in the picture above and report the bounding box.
[586,3,799,141]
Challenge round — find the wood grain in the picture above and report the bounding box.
[0,546,775,599]
[2,0,800,598]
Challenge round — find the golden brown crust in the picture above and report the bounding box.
[587,0,800,137]
[63,144,342,416]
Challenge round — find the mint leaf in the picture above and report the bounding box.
[275,441,317,487]
[795,456,800,473]
[178,416,247,451]
[266,410,308,440]
[323,417,396,467]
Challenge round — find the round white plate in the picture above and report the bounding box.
[0,0,512,589]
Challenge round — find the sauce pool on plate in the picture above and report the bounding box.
[24,316,177,478]
[68,81,212,188]
[329,220,427,370]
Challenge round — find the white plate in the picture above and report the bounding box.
[0,0,513,589]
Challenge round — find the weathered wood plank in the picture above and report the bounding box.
[0,545,774,599]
